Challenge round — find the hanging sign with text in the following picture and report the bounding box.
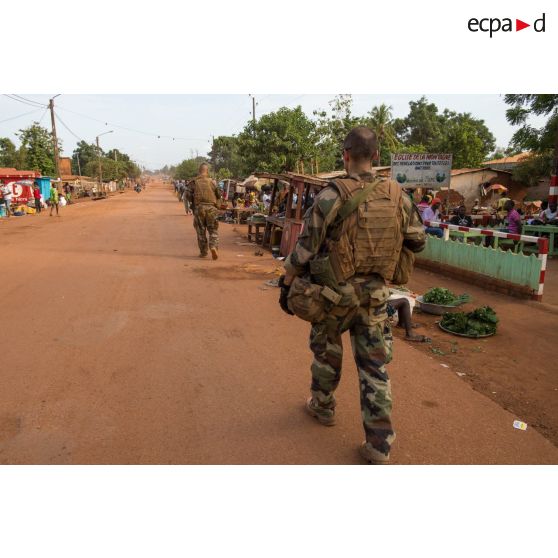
[391,153,452,189]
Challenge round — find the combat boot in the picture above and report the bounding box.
[359,440,394,465]
[210,247,218,260]
[199,252,208,258]
[305,397,336,426]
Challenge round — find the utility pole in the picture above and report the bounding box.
[75,153,82,177]
[96,130,114,197]
[550,120,558,204]
[96,136,102,193]
[252,95,256,125]
[49,96,61,178]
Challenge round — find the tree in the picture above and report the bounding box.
[436,111,495,168]
[174,156,209,180]
[314,95,364,171]
[72,141,99,175]
[393,96,443,149]
[16,123,59,175]
[365,104,400,165]
[0,137,18,167]
[217,168,233,180]
[392,98,495,167]
[84,157,141,181]
[505,94,558,185]
[505,94,558,153]
[208,136,243,177]
[237,106,317,174]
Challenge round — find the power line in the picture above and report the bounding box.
[0,108,43,125]
[2,94,47,109]
[56,105,208,142]
[55,113,84,142]
[38,108,49,125]
[11,94,48,108]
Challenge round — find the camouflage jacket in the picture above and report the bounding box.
[284,171,426,279]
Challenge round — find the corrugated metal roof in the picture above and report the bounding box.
[451,167,512,176]
[0,167,40,178]
[481,152,531,166]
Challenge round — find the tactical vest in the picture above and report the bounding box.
[193,176,217,206]
[328,176,403,282]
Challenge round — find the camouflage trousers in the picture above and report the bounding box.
[308,281,395,457]
[193,204,219,255]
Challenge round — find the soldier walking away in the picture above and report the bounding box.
[191,163,221,259]
[279,126,425,464]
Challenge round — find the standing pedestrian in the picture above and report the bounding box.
[191,163,221,259]
[49,183,60,217]
[33,183,42,213]
[0,181,13,217]
[278,126,425,464]
[183,181,193,215]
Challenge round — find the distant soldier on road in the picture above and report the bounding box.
[279,126,426,464]
[190,163,221,259]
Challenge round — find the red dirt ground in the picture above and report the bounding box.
[1,181,557,464]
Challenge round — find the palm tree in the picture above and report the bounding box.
[368,104,399,165]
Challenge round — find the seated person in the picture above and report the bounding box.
[417,195,430,217]
[449,205,473,227]
[541,201,558,224]
[503,200,522,234]
[387,298,430,343]
[422,198,444,238]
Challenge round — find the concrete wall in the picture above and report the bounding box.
[451,170,498,209]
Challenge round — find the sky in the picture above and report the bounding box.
[0,94,547,170]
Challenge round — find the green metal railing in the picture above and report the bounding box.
[416,237,542,291]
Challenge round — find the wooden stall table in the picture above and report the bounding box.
[520,224,558,256]
[231,206,257,224]
[263,215,285,249]
[247,218,266,244]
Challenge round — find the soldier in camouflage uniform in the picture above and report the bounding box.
[279,126,425,464]
[190,163,221,259]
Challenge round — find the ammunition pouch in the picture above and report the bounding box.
[287,276,359,325]
[392,245,416,286]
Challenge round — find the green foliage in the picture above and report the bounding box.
[217,167,233,180]
[314,95,365,171]
[16,123,59,175]
[512,151,554,187]
[84,157,141,181]
[393,98,495,167]
[237,106,318,173]
[0,137,19,167]
[174,156,209,180]
[364,104,400,166]
[72,141,99,175]
[394,97,442,148]
[505,94,558,152]
[437,111,495,168]
[441,307,498,337]
[209,136,244,178]
[504,95,558,184]
[423,287,470,306]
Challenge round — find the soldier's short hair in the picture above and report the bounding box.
[343,127,378,161]
[199,163,209,173]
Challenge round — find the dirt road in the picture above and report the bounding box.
[1,182,557,464]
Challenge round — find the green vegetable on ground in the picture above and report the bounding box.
[423,287,471,306]
[440,306,498,337]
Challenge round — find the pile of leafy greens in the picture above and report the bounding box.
[441,306,498,337]
[423,287,471,306]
